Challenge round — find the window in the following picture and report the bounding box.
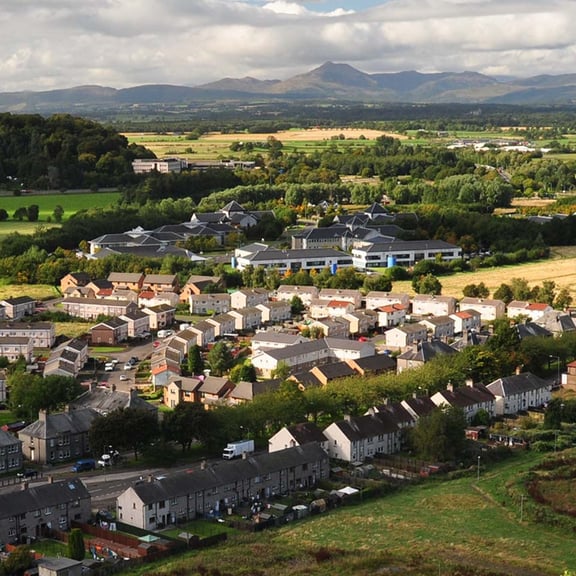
[44,507,52,515]
[159,500,165,509]
[148,504,153,511]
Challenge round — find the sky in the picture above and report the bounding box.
[1,0,576,92]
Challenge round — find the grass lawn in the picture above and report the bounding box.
[0,410,16,426]
[161,519,236,540]
[54,321,92,340]
[89,346,125,354]
[0,282,59,301]
[29,539,68,557]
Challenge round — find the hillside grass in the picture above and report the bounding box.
[124,450,576,576]
[386,250,576,299]
[0,191,120,236]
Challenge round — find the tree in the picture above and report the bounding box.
[412,273,442,295]
[68,528,85,560]
[0,209,7,221]
[462,282,489,298]
[290,295,305,315]
[53,204,64,223]
[273,360,291,381]
[162,402,209,452]
[410,405,467,461]
[187,344,204,376]
[0,545,34,576]
[493,283,514,304]
[555,287,573,310]
[207,341,234,376]
[26,204,39,222]
[13,207,27,221]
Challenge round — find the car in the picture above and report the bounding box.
[17,468,38,479]
[71,459,96,473]
[104,363,114,372]
[119,374,129,381]
[110,359,119,365]
[123,363,133,370]
[129,356,139,364]
[97,454,111,467]
[152,340,160,348]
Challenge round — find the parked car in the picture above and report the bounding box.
[119,374,130,381]
[123,363,134,370]
[104,363,114,372]
[71,459,96,473]
[97,454,111,467]
[17,468,38,479]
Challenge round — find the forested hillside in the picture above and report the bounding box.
[0,113,152,189]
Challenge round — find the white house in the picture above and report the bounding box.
[486,372,551,416]
[419,316,455,340]
[449,310,482,334]
[460,297,506,321]
[384,324,427,351]
[268,422,328,453]
[507,301,554,321]
[411,294,457,317]
[275,285,319,306]
[365,291,410,311]
[430,381,496,423]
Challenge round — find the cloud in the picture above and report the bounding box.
[0,0,576,91]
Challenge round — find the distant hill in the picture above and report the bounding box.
[4,62,576,112]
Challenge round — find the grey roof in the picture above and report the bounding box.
[349,353,396,373]
[2,296,35,305]
[329,412,399,442]
[108,272,144,283]
[486,372,550,397]
[144,274,178,284]
[246,247,352,263]
[92,317,129,330]
[199,376,232,395]
[18,408,99,440]
[252,332,305,345]
[69,389,158,416]
[0,478,90,520]
[313,361,356,380]
[397,340,457,362]
[168,377,203,393]
[360,239,459,253]
[293,226,352,240]
[285,422,327,445]
[434,383,495,409]
[289,371,322,388]
[516,322,552,339]
[262,337,369,362]
[0,428,20,447]
[401,396,437,418]
[229,380,281,400]
[130,444,328,505]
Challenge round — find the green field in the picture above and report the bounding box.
[0,191,120,235]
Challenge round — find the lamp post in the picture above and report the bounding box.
[477,455,481,481]
[549,355,561,387]
[418,386,429,398]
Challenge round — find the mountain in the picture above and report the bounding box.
[4,62,576,112]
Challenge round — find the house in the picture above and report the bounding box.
[0,478,91,545]
[384,324,427,351]
[62,297,137,320]
[0,322,55,349]
[486,372,551,416]
[205,313,237,338]
[565,361,576,389]
[189,293,231,315]
[449,310,482,334]
[411,294,457,317]
[310,361,357,386]
[291,225,353,251]
[119,309,151,338]
[376,303,408,329]
[275,285,319,306]
[251,337,374,379]
[507,301,554,321]
[0,428,22,474]
[460,297,506,321]
[43,338,89,378]
[309,299,355,319]
[251,331,308,352]
[59,272,91,294]
[346,353,396,376]
[0,296,35,319]
[69,385,158,417]
[342,311,376,335]
[90,317,129,345]
[37,557,83,576]
[186,321,216,348]
[536,311,576,336]
[0,337,33,362]
[230,288,269,310]
[180,275,222,302]
[142,274,179,294]
[132,157,186,174]
[400,395,438,421]
[309,318,349,338]
[151,363,181,388]
[107,272,145,292]
[116,444,330,530]
[198,376,235,407]
[138,290,180,309]
[227,380,282,405]
[365,291,411,311]
[228,308,263,332]
[516,322,552,340]
[419,316,455,340]
[430,381,496,423]
[318,289,362,309]
[108,288,139,303]
[143,304,176,330]
[163,377,203,408]
[396,341,457,373]
[18,408,99,465]
[323,411,401,463]
[288,370,323,390]
[269,422,328,453]
[256,301,291,324]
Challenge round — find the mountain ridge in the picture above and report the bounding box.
[3,62,576,112]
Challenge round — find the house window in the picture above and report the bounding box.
[44,507,51,515]
[148,504,153,511]
[159,500,165,509]
[8,528,16,537]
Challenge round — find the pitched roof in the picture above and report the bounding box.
[486,372,550,397]
[18,408,99,440]
[397,340,457,362]
[328,412,399,442]
[69,389,157,415]
[285,422,327,445]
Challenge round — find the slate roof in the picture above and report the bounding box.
[229,380,281,400]
[0,478,90,519]
[348,353,396,373]
[19,408,99,440]
[329,412,399,442]
[199,376,232,395]
[397,340,457,362]
[69,389,158,416]
[108,272,144,283]
[434,384,495,409]
[516,322,552,339]
[285,422,327,445]
[129,444,328,504]
[401,396,438,419]
[312,361,356,381]
[2,296,34,305]
[486,372,550,397]
[0,428,20,447]
[289,371,322,388]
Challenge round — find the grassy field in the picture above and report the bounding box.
[388,249,576,299]
[54,321,93,340]
[0,282,59,301]
[0,411,16,426]
[125,451,576,576]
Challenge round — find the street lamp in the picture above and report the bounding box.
[549,355,561,387]
[418,386,429,398]
[477,455,481,481]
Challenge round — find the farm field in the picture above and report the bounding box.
[125,128,402,160]
[0,191,121,236]
[388,250,576,299]
[125,451,575,576]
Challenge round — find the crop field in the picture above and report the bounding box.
[387,249,576,299]
[125,128,403,160]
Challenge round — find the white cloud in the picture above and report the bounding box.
[0,0,576,91]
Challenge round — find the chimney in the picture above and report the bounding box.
[465,378,474,388]
[516,365,522,375]
[343,414,352,422]
[446,381,454,392]
[39,409,47,423]
[147,474,153,483]
[47,475,54,484]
